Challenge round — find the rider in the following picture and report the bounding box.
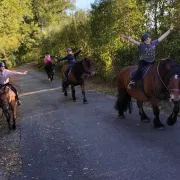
[40,52,56,65]
[56,48,81,81]
[121,24,173,88]
[0,62,27,105]
[40,53,56,79]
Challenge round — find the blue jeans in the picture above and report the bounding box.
[65,64,73,77]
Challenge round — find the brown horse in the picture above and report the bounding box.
[61,58,95,103]
[115,59,180,130]
[0,86,17,130]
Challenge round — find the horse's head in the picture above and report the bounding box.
[0,86,10,110]
[161,59,180,103]
[168,74,180,103]
[82,58,96,77]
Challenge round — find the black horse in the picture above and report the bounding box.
[61,58,95,103]
[44,62,55,81]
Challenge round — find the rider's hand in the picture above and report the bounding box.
[121,34,128,40]
[23,71,28,75]
[170,24,174,31]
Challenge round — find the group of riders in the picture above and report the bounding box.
[0,25,174,106]
[41,48,81,81]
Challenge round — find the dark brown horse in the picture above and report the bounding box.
[115,59,180,130]
[44,61,55,81]
[61,58,95,103]
[0,86,17,130]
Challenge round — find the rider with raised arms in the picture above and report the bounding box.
[121,25,173,88]
[56,48,81,81]
[0,62,27,105]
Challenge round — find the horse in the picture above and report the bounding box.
[115,59,180,130]
[0,86,17,130]
[61,58,95,103]
[44,61,55,81]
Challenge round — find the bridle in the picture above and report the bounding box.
[82,59,92,74]
[157,61,180,93]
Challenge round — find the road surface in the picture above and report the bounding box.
[7,64,180,180]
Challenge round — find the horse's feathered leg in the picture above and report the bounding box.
[115,89,132,119]
[12,102,17,130]
[81,84,87,104]
[167,102,179,126]
[150,98,164,129]
[137,101,150,123]
[62,81,68,96]
[71,85,76,102]
[4,110,11,130]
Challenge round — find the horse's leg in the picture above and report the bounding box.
[71,85,76,102]
[81,84,87,104]
[4,110,11,130]
[137,101,150,123]
[150,98,164,129]
[62,81,68,96]
[51,72,54,81]
[115,89,129,119]
[167,102,179,126]
[12,103,17,130]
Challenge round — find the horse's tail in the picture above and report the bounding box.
[114,90,132,114]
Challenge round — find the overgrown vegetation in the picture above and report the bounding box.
[0,0,180,82]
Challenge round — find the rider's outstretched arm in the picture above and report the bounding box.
[74,50,81,57]
[56,56,68,62]
[6,70,27,77]
[158,25,173,42]
[121,34,140,46]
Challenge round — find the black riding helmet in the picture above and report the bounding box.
[0,62,5,67]
[141,33,150,42]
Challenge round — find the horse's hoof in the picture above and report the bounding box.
[64,92,68,96]
[167,120,174,126]
[154,125,165,130]
[118,115,125,119]
[12,125,16,130]
[83,101,88,104]
[141,119,150,123]
[167,117,177,126]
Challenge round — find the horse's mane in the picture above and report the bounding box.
[71,60,84,79]
[158,59,180,84]
[159,59,180,71]
[0,86,8,94]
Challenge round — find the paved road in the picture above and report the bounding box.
[10,64,180,180]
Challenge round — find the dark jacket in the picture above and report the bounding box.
[57,50,81,65]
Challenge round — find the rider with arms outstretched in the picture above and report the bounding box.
[56,48,81,81]
[0,62,27,105]
[121,25,173,89]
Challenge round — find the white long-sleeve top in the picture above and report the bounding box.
[0,69,24,85]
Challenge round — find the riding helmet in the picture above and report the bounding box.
[141,33,150,42]
[67,48,72,51]
[0,62,5,67]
